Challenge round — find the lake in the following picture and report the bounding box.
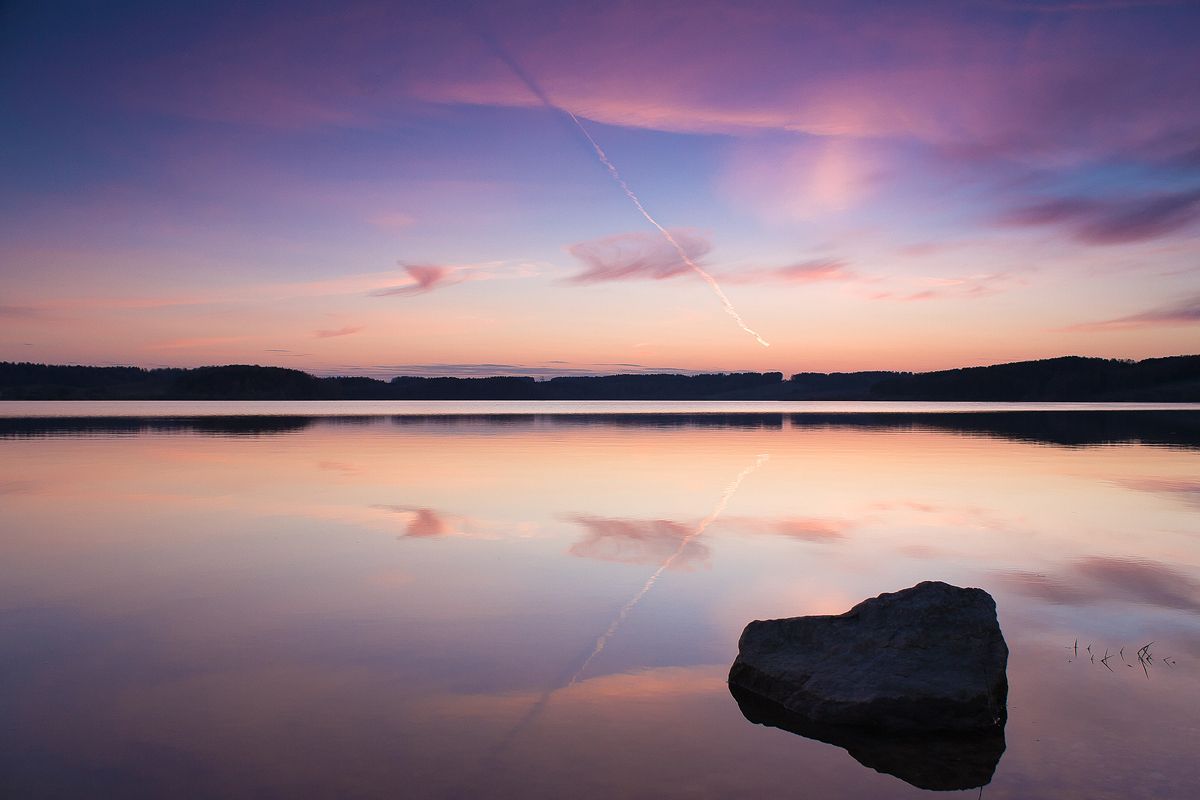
[2,402,1199,798]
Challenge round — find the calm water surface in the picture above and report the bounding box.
[2,403,1199,798]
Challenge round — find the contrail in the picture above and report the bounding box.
[567,453,770,685]
[488,41,770,347]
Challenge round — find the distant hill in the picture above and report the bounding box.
[866,355,1200,402]
[0,356,1197,401]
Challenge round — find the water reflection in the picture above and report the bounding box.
[374,506,476,538]
[569,517,711,568]
[0,414,316,437]
[1117,477,1200,509]
[2,408,1199,797]
[730,685,1006,792]
[3,409,1199,449]
[998,557,1200,611]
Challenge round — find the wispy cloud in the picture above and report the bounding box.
[726,258,858,285]
[993,0,1189,12]
[0,304,45,319]
[566,230,711,283]
[872,273,1022,302]
[371,262,539,296]
[367,211,415,231]
[148,336,252,350]
[566,231,860,289]
[1002,189,1200,244]
[371,265,457,296]
[563,230,1025,306]
[314,326,363,338]
[1063,293,1200,331]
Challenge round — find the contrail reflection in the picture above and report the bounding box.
[568,453,770,684]
[478,453,770,771]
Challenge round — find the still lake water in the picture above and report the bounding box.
[2,402,1199,798]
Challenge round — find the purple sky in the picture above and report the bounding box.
[2,0,1198,375]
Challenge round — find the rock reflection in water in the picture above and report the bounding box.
[730,685,1006,792]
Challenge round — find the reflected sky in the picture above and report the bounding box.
[2,410,1199,797]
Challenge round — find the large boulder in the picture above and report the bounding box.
[728,581,1008,733]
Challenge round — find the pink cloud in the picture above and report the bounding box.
[368,212,415,231]
[89,3,1197,162]
[868,273,1022,302]
[728,259,858,285]
[0,305,46,319]
[314,326,363,339]
[1001,190,1200,244]
[1062,293,1200,331]
[371,262,539,297]
[567,231,860,288]
[372,265,456,296]
[566,230,711,283]
[148,336,252,350]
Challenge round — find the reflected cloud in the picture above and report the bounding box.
[867,500,1017,531]
[374,505,480,538]
[768,518,850,542]
[1117,477,1200,509]
[720,515,851,543]
[568,516,710,570]
[568,512,847,568]
[998,556,1200,611]
[315,460,363,476]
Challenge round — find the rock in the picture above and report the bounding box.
[730,684,1006,791]
[728,581,1008,733]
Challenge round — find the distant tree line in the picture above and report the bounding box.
[0,363,783,400]
[0,355,1197,401]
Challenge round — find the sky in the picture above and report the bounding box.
[1,0,1199,377]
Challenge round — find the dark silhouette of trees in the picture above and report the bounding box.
[0,357,1196,401]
